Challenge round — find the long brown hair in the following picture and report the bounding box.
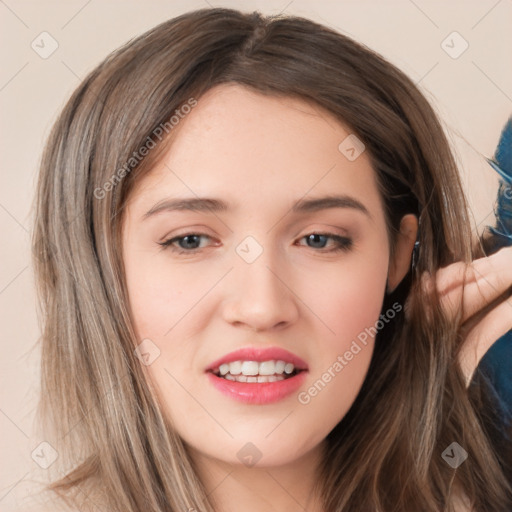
[32,7,512,511]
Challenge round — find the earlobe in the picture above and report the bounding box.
[387,214,419,294]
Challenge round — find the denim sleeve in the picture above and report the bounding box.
[475,116,512,441]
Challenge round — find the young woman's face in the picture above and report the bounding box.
[122,84,396,468]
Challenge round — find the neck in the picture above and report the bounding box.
[188,441,326,512]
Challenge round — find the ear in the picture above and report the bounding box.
[387,214,419,294]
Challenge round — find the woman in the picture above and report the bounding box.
[31,7,512,511]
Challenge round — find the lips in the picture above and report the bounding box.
[205,346,308,373]
[205,347,309,405]
[206,371,307,404]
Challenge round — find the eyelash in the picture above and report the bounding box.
[158,232,353,255]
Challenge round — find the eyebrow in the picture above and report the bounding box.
[142,194,371,220]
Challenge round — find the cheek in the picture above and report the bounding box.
[123,252,208,342]
[302,250,389,346]
[295,252,388,415]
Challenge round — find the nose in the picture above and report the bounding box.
[221,250,299,332]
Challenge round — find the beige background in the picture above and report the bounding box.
[1,0,511,510]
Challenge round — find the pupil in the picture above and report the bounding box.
[308,234,326,248]
[182,235,200,249]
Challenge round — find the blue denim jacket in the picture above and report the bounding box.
[475,116,512,439]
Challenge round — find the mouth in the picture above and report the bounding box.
[209,359,304,383]
[205,347,308,404]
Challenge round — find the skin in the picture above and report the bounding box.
[434,245,512,387]
[121,83,448,512]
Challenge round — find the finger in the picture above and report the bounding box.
[435,246,512,323]
[458,299,512,388]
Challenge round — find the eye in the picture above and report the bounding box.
[298,233,353,253]
[158,233,212,254]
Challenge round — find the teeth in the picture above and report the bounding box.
[214,359,298,381]
[229,360,242,375]
[258,361,275,375]
[241,361,259,376]
[222,374,286,383]
[275,360,286,373]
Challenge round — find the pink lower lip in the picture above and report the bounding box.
[206,371,308,405]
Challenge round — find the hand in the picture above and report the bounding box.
[426,246,512,387]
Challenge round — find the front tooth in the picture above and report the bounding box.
[284,363,295,374]
[225,374,235,381]
[219,363,230,376]
[229,361,242,375]
[241,361,259,376]
[259,360,276,375]
[275,360,286,374]
[246,376,258,383]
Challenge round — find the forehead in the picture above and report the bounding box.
[126,84,384,219]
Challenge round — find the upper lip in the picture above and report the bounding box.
[205,346,309,372]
